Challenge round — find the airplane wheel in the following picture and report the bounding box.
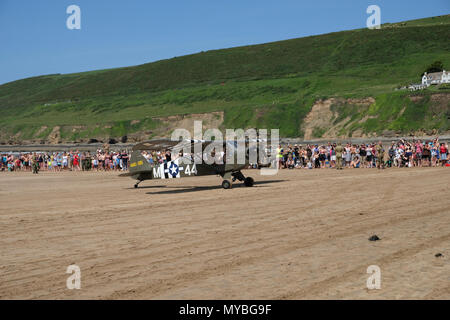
[134,184,138,188]
[244,177,254,187]
[222,180,231,189]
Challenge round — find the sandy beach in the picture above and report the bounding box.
[0,168,449,299]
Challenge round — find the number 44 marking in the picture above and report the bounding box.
[184,164,197,176]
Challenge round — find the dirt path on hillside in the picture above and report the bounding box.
[0,168,449,299]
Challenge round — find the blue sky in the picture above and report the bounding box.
[0,0,448,84]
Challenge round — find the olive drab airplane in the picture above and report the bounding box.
[119,139,268,189]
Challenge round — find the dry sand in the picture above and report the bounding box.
[0,168,449,299]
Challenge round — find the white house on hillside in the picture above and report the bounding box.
[422,70,450,85]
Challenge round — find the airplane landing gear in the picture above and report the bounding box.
[134,180,142,188]
[231,171,254,187]
[222,171,253,189]
[231,171,245,182]
[222,180,231,189]
[244,177,254,187]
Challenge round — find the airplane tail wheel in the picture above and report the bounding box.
[134,184,138,188]
[222,180,231,189]
[244,177,254,187]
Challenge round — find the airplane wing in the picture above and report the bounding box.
[132,139,217,152]
[132,138,266,153]
[132,139,184,151]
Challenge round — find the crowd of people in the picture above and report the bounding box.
[1,138,449,173]
[275,138,449,169]
[1,150,131,172]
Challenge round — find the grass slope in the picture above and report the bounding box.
[0,15,449,141]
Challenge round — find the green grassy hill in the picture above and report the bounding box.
[1,14,449,143]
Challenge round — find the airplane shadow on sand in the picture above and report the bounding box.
[124,185,167,190]
[143,179,285,195]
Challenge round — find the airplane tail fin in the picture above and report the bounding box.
[129,150,153,174]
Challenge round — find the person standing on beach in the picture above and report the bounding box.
[376,141,385,169]
[439,143,448,166]
[120,150,129,170]
[335,142,344,170]
[31,153,39,174]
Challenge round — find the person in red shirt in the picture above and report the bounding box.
[15,157,21,171]
[73,153,80,171]
[439,143,448,166]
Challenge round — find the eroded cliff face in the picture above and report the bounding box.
[301,93,449,139]
[302,98,376,140]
